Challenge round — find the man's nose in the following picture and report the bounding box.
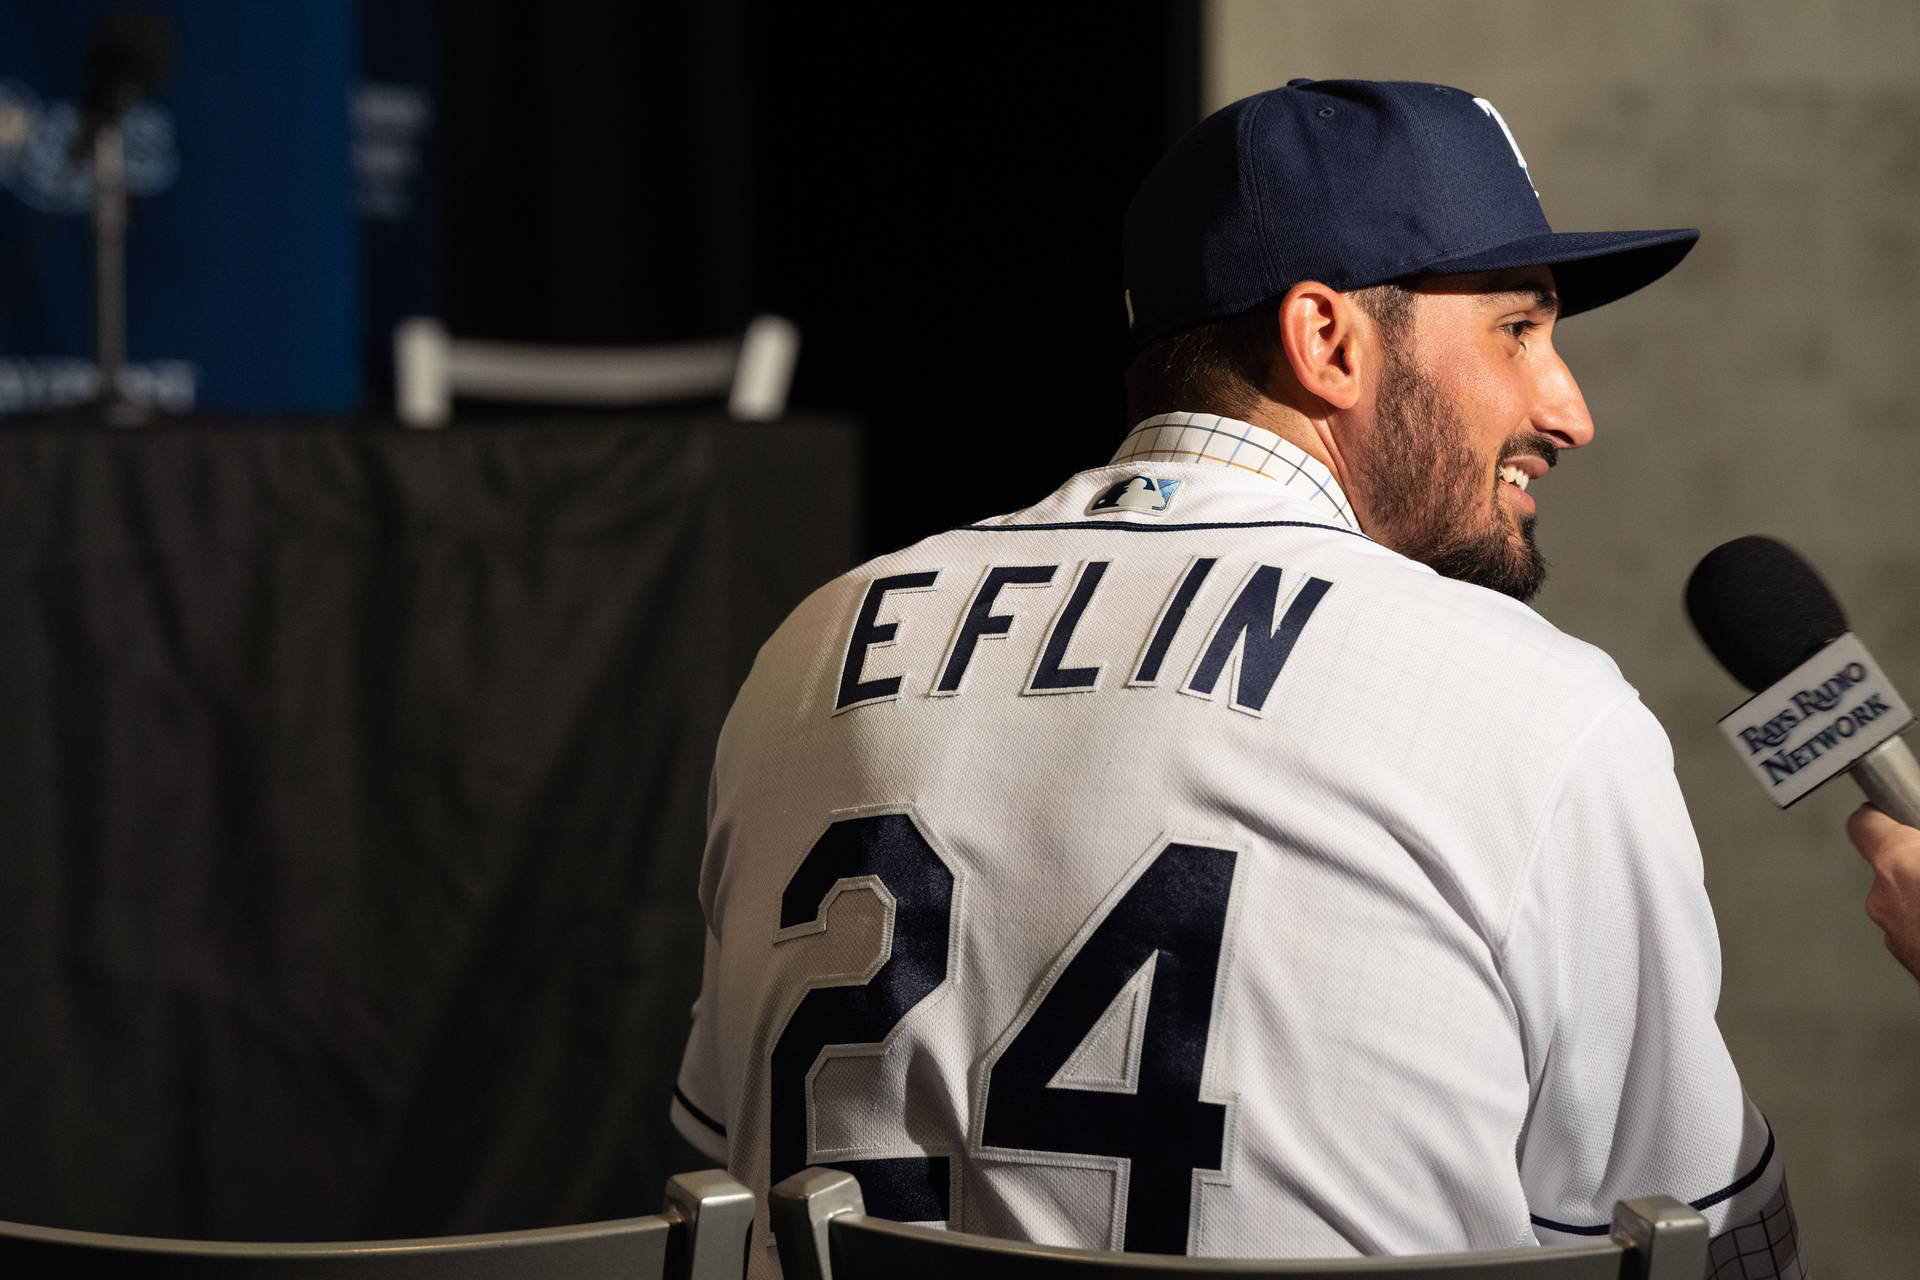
[1533,349,1595,450]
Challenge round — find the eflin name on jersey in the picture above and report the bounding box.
[834,558,1333,718]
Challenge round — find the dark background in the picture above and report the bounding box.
[0,0,1202,1241]
[440,0,1201,554]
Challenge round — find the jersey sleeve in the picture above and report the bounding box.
[1503,694,1803,1278]
[669,923,730,1163]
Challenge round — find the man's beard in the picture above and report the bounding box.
[1357,341,1552,602]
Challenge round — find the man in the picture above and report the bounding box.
[673,80,1801,1278]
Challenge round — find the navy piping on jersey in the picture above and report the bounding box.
[960,519,1370,538]
[1528,1124,1776,1236]
[674,1086,726,1138]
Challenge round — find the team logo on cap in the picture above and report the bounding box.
[1473,96,1536,196]
[1089,476,1180,516]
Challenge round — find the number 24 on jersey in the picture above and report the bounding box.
[769,810,1240,1255]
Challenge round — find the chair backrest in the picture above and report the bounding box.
[0,1168,753,1280]
[393,314,801,427]
[769,1168,1710,1280]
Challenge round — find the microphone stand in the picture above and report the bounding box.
[92,118,146,426]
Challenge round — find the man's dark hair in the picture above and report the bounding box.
[1123,281,1416,423]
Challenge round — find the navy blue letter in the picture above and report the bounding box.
[936,565,1056,694]
[1029,561,1109,692]
[1186,567,1331,712]
[837,571,939,710]
[1132,557,1217,685]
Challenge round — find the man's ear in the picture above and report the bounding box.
[1277,281,1369,412]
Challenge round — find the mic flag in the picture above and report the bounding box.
[1713,632,1913,807]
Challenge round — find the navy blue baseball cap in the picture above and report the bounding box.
[1122,78,1698,347]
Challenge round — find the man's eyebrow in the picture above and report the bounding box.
[1490,286,1559,315]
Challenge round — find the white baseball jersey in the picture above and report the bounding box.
[673,413,1801,1279]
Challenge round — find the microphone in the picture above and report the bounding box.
[1686,535,1920,828]
[70,7,175,163]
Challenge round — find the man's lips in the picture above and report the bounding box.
[1497,454,1548,516]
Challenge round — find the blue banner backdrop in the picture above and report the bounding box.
[0,1,361,416]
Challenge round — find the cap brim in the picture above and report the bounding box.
[1417,227,1699,317]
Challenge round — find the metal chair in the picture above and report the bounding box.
[0,1168,752,1280]
[393,313,801,427]
[770,1167,1710,1280]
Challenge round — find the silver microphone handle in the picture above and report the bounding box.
[1853,734,1920,830]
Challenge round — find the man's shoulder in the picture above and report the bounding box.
[1315,553,1642,750]
[1409,564,1623,672]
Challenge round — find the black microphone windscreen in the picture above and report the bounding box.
[1685,535,1848,693]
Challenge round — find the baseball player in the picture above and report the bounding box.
[673,80,1801,1279]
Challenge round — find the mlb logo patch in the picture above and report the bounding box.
[1089,475,1180,517]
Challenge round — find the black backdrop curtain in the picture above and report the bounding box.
[0,416,856,1237]
[440,0,1202,554]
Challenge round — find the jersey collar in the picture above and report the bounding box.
[1111,412,1358,531]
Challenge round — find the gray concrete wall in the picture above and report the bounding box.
[1208,3,1920,1273]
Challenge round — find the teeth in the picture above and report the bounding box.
[1498,464,1530,491]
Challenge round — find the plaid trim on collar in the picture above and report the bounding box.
[1111,412,1357,530]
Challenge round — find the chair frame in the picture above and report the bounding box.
[393,314,800,427]
[0,1169,753,1280]
[770,1167,1710,1280]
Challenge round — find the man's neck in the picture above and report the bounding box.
[1231,397,1372,537]
[1239,399,1338,473]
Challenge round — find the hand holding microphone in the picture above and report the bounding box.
[1847,805,1920,983]
[1687,535,1920,982]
